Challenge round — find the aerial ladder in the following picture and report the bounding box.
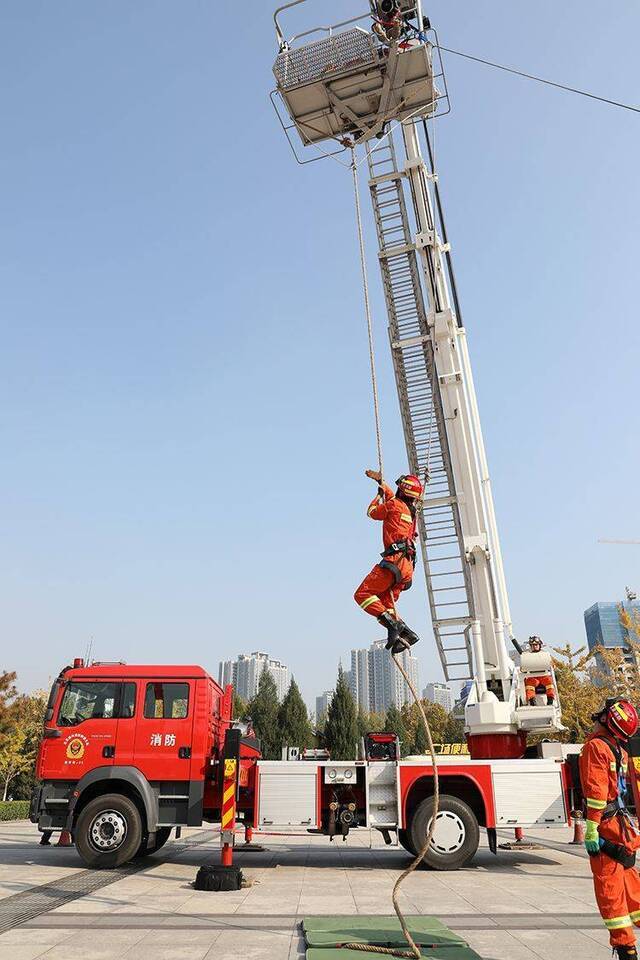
[271,0,564,758]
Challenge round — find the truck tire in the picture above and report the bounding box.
[133,827,172,859]
[398,828,417,856]
[407,794,479,871]
[75,794,143,869]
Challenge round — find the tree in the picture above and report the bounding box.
[442,712,465,745]
[356,706,371,741]
[232,692,248,721]
[324,668,358,760]
[0,672,17,738]
[278,679,313,752]
[413,715,428,755]
[384,704,407,754]
[0,689,47,801]
[247,670,281,760]
[401,701,449,754]
[551,644,616,742]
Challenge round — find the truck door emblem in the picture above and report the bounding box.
[64,735,89,761]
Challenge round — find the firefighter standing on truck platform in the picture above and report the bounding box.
[580,697,640,959]
[354,469,423,654]
[524,636,556,705]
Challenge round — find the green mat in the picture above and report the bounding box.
[303,916,481,960]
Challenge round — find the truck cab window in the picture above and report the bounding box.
[121,683,137,718]
[144,682,189,719]
[58,682,120,726]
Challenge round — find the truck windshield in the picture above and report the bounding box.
[58,681,119,726]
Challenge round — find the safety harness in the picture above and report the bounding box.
[586,735,638,868]
[379,510,418,590]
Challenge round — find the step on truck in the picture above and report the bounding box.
[32,659,580,870]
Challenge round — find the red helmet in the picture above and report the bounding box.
[598,698,639,740]
[396,475,424,499]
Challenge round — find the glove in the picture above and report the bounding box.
[584,819,600,855]
[365,469,382,483]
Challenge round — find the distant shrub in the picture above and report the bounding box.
[0,801,30,821]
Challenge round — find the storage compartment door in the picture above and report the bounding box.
[259,767,317,826]
[492,768,566,826]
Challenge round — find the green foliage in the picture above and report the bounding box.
[0,672,18,738]
[442,712,465,744]
[247,670,281,760]
[413,716,427,754]
[324,668,358,760]
[0,688,47,801]
[356,706,370,741]
[278,679,313,751]
[0,801,30,821]
[383,705,407,754]
[232,692,249,721]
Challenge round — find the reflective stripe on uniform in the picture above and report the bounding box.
[604,916,632,930]
[611,762,617,771]
[630,910,640,924]
[400,514,412,522]
[587,798,607,809]
[360,595,380,610]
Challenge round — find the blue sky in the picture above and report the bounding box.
[1,1,639,708]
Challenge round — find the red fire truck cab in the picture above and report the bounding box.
[32,660,578,870]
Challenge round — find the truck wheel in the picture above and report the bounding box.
[133,827,172,859]
[398,828,416,856]
[408,794,479,871]
[75,794,143,869]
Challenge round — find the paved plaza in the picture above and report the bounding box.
[0,821,609,960]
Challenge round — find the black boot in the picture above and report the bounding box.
[614,947,637,960]
[379,612,401,650]
[391,621,420,655]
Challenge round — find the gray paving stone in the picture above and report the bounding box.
[0,820,609,960]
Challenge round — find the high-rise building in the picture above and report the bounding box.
[453,679,473,717]
[315,690,333,722]
[350,648,371,712]
[584,598,640,674]
[218,652,291,702]
[349,641,419,713]
[423,682,453,712]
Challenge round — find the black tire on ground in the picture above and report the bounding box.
[133,827,172,859]
[407,794,479,871]
[398,828,417,856]
[75,793,143,869]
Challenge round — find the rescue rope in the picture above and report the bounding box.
[350,143,441,960]
[352,149,384,483]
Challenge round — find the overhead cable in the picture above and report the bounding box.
[438,45,640,115]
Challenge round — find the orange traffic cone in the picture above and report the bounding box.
[57,830,73,847]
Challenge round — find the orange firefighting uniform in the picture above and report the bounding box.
[579,732,640,947]
[524,674,555,702]
[354,483,417,620]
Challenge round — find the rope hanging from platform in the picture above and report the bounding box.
[349,146,441,960]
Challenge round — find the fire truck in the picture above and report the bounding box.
[30,4,596,871]
[31,658,576,871]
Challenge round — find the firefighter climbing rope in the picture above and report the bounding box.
[349,145,441,960]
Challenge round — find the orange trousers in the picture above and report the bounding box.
[354,563,405,619]
[524,674,554,701]
[589,850,640,946]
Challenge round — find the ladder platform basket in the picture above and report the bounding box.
[273,28,438,146]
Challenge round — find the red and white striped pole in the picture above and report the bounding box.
[220,758,237,867]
